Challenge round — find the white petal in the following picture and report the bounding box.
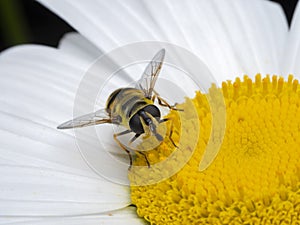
[0,45,133,183]
[0,165,130,216]
[0,45,133,217]
[0,113,95,175]
[0,45,85,123]
[38,0,287,80]
[0,45,130,122]
[37,0,157,51]
[1,207,146,225]
[58,32,103,62]
[0,46,92,169]
[136,0,287,79]
[282,2,300,77]
[0,46,87,172]
[0,45,113,138]
[204,0,287,79]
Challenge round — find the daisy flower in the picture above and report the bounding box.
[1,0,300,224]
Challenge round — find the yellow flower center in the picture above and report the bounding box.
[129,74,300,224]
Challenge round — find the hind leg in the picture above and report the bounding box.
[113,129,134,169]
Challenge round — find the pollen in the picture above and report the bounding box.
[129,74,300,224]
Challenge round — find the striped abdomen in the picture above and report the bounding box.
[106,88,153,129]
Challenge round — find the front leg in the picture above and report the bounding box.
[152,90,183,111]
[159,118,178,148]
[113,130,133,168]
[113,130,150,168]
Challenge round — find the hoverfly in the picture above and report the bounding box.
[57,49,180,168]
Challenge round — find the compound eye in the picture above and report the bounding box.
[129,114,144,134]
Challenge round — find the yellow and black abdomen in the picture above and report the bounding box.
[106,88,154,130]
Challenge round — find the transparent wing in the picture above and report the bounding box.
[136,49,165,98]
[57,109,111,129]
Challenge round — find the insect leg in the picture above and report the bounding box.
[113,129,134,169]
[129,133,141,145]
[159,118,178,148]
[137,151,150,168]
[114,130,151,169]
[152,90,183,111]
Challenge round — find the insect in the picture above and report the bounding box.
[57,49,180,168]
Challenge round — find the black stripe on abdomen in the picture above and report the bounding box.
[128,101,147,118]
[122,95,146,116]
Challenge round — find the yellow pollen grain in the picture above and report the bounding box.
[129,74,300,225]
